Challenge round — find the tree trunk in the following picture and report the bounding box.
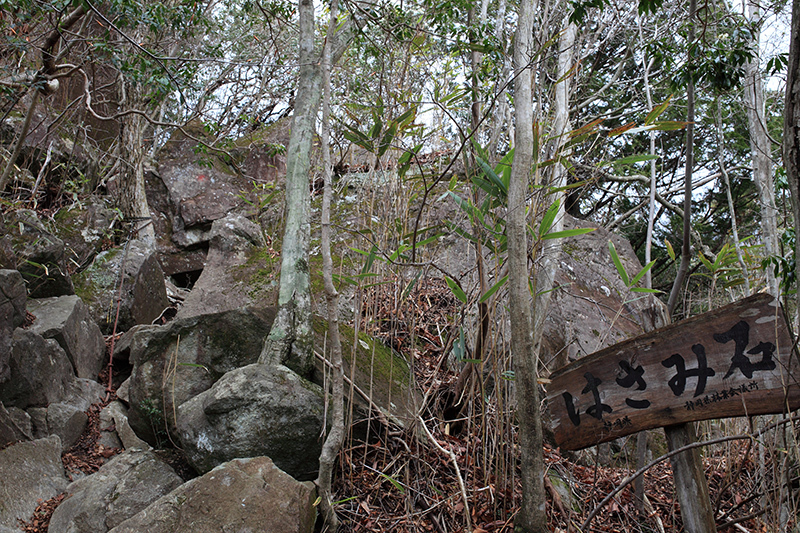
[315,0,344,529]
[664,423,717,533]
[258,0,319,376]
[784,0,800,327]
[667,0,697,317]
[508,0,547,529]
[745,0,779,297]
[118,79,156,248]
[259,0,355,376]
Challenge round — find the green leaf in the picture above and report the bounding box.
[665,239,676,261]
[539,200,561,238]
[608,241,629,286]
[631,287,662,294]
[602,154,659,167]
[378,121,398,157]
[698,252,714,271]
[378,473,406,494]
[361,245,379,274]
[479,275,508,303]
[644,95,672,125]
[445,276,468,304]
[476,156,507,197]
[649,120,689,131]
[630,259,656,287]
[401,270,423,300]
[542,227,596,240]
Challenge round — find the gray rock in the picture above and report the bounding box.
[541,215,667,369]
[0,270,26,383]
[28,295,106,379]
[74,239,170,334]
[0,401,32,446]
[127,307,274,445]
[5,209,74,297]
[46,402,88,451]
[49,449,183,533]
[65,378,107,412]
[116,378,130,404]
[22,379,104,450]
[27,407,48,438]
[176,213,274,319]
[109,456,316,533]
[177,363,324,481]
[99,401,150,451]
[0,436,68,531]
[0,269,26,328]
[155,127,253,230]
[0,329,74,408]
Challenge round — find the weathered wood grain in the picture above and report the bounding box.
[547,293,800,450]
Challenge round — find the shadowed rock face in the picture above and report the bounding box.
[49,450,184,533]
[0,436,68,531]
[108,456,316,533]
[126,307,276,445]
[28,295,105,379]
[177,363,325,480]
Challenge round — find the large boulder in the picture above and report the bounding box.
[109,456,316,533]
[0,269,26,383]
[0,436,68,531]
[176,213,276,319]
[146,122,265,279]
[0,401,32,447]
[540,215,667,370]
[48,449,183,533]
[0,329,74,408]
[127,307,275,444]
[177,363,324,480]
[0,209,74,297]
[28,295,106,379]
[74,239,170,334]
[27,379,105,451]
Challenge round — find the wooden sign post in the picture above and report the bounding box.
[547,293,800,451]
[548,294,800,532]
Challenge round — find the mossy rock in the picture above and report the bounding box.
[312,315,419,429]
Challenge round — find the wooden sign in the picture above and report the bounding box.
[547,293,800,451]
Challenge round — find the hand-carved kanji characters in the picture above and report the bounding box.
[714,321,776,379]
[661,343,716,397]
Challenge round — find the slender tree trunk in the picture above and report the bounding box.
[259,0,319,376]
[118,77,156,247]
[509,0,547,529]
[666,0,697,317]
[316,1,344,528]
[716,101,751,296]
[259,0,355,376]
[744,0,779,297]
[664,2,716,530]
[785,0,800,328]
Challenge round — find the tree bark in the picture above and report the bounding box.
[667,0,696,317]
[784,0,800,326]
[508,0,547,529]
[744,0,779,297]
[259,0,355,376]
[118,77,156,247]
[315,0,344,529]
[664,423,717,533]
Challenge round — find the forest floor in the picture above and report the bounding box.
[330,278,785,533]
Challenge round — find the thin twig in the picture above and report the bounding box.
[418,415,472,533]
